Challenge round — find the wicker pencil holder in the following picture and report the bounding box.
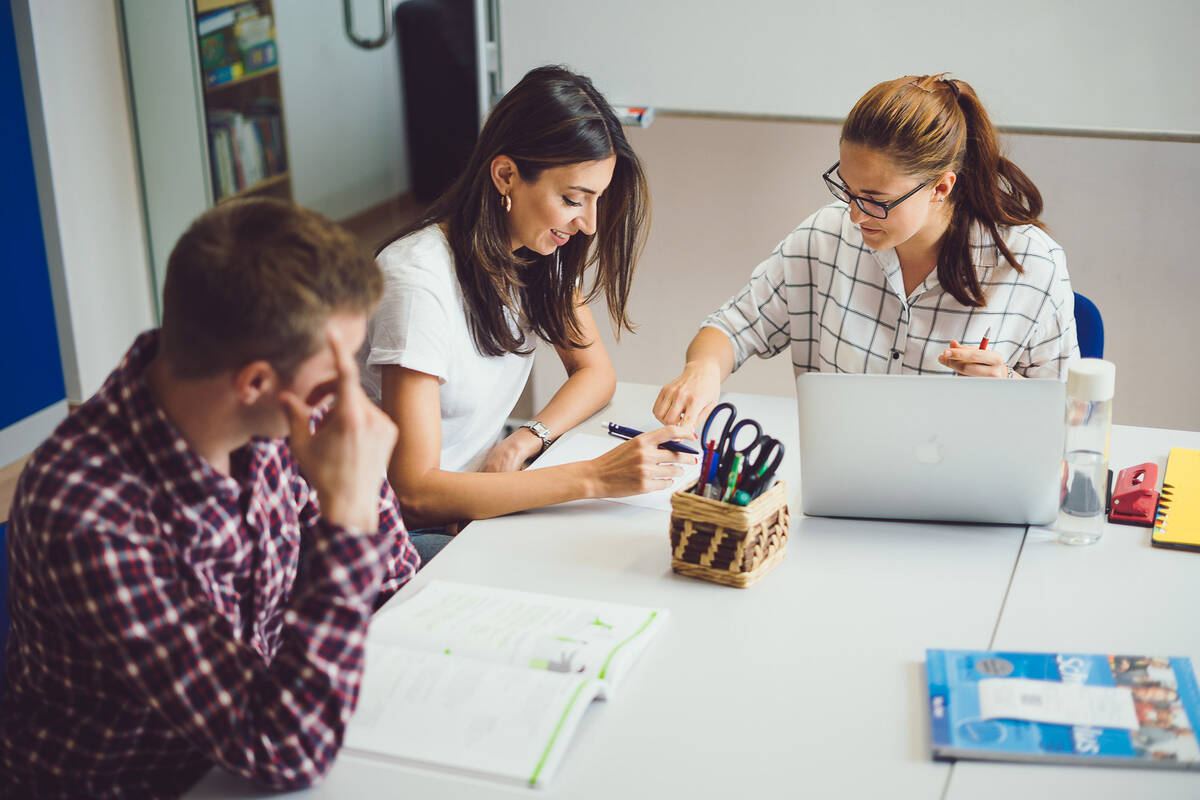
[668,480,790,588]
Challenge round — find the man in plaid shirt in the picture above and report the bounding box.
[1,199,419,797]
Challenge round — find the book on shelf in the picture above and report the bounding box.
[196,7,238,38]
[244,98,286,174]
[199,4,275,86]
[242,41,277,72]
[205,62,245,88]
[926,649,1200,770]
[233,114,263,187]
[207,103,285,199]
[234,11,273,51]
[208,126,236,200]
[199,26,237,74]
[343,580,668,787]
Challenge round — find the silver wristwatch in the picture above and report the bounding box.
[520,420,553,453]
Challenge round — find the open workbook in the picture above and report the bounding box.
[343,581,667,787]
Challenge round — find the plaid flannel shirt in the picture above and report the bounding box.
[1,330,419,797]
[705,202,1079,379]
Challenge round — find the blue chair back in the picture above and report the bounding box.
[1074,292,1104,359]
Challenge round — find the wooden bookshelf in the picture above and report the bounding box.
[195,0,291,204]
[219,171,290,202]
[204,65,278,94]
[196,0,248,13]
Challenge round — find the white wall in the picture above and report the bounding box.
[533,115,1200,432]
[275,0,409,220]
[17,0,155,402]
[500,0,1200,138]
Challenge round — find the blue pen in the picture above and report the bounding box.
[607,422,700,455]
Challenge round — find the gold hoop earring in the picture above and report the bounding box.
[502,193,512,213]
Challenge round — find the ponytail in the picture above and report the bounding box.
[843,75,1045,307]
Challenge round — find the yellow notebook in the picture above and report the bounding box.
[1152,447,1200,552]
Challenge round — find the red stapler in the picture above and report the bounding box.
[1108,462,1159,527]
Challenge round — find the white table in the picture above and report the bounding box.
[189,384,1199,799]
[945,424,1200,799]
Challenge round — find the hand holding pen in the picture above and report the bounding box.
[607,423,700,454]
[937,326,1014,378]
[588,424,700,498]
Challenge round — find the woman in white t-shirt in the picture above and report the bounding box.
[360,66,694,561]
[653,74,1080,427]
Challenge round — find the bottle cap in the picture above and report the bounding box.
[1066,358,1116,402]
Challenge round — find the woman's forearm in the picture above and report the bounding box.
[390,459,597,528]
[685,326,736,383]
[527,360,616,440]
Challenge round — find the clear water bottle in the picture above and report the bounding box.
[1056,359,1116,545]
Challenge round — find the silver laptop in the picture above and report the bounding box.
[796,373,1065,525]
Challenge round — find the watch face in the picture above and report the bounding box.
[524,421,551,449]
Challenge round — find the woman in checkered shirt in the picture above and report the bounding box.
[654,74,1080,427]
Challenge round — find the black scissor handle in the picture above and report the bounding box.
[742,437,785,496]
[701,402,737,450]
[715,418,763,484]
[726,418,764,455]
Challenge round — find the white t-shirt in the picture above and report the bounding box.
[359,225,534,473]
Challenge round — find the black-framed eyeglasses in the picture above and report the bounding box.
[822,161,932,220]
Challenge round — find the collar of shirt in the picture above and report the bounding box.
[110,330,244,510]
[860,217,999,304]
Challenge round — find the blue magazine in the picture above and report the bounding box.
[926,649,1200,769]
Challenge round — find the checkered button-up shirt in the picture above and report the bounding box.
[1,330,419,798]
[704,202,1079,378]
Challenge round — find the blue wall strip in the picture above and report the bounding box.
[0,1,66,430]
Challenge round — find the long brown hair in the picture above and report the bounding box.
[380,65,650,356]
[841,74,1045,307]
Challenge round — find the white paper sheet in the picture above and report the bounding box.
[978,677,1139,730]
[529,431,700,512]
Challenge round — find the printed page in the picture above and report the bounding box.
[978,677,1139,730]
[371,580,667,688]
[345,646,605,787]
[530,431,699,512]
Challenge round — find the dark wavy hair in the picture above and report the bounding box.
[379,65,650,356]
[842,74,1046,307]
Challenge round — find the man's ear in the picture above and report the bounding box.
[232,360,277,406]
[490,155,518,195]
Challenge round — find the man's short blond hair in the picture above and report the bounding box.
[160,198,382,380]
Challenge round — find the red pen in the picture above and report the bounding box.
[696,440,716,495]
[978,326,992,351]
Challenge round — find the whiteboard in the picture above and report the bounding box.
[497,0,1200,139]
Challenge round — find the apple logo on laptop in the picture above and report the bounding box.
[915,436,944,465]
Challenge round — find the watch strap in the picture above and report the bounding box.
[521,420,553,453]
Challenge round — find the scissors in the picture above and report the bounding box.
[738,436,784,497]
[701,403,765,486]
